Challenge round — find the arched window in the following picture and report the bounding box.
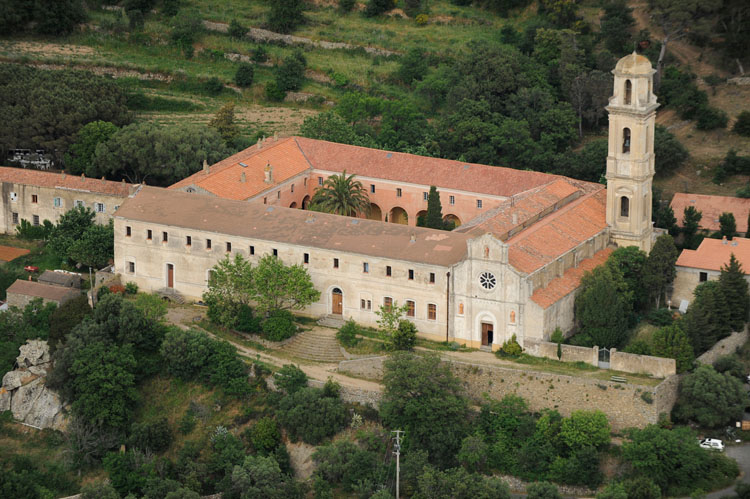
[622,128,631,153]
[620,196,630,218]
[624,79,632,105]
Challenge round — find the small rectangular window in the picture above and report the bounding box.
[361,299,366,310]
[370,184,375,194]
[128,261,135,273]
[423,192,428,201]
[386,265,392,277]
[408,269,414,280]
[249,245,255,255]
[186,235,191,246]
[263,197,267,205]
[33,215,39,226]
[207,239,212,249]
[291,184,294,193]
[226,242,232,252]
[384,297,393,311]
[304,178,307,186]
[428,303,437,321]
[147,229,152,240]
[406,300,415,317]
[304,253,309,264]
[476,199,483,209]
[277,191,281,200]
[95,202,105,213]
[396,188,402,197]
[699,272,708,282]
[162,231,168,243]
[11,212,18,225]
[318,176,323,186]
[273,249,278,257]
[333,258,339,268]
[75,200,84,208]
[367,300,371,310]
[429,272,435,284]
[126,226,132,237]
[53,197,61,207]
[31,194,38,203]
[449,195,455,205]
[363,262,369,273]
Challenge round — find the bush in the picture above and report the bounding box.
[202,77,223,95]
[337,319,361,347]
[527,481,562,499]
[274,364,308,394]
[228,19,246,39]
[339,0,356,12]
[365,0,395,17]
[313,439,381,492]
[16,218,53,240]
[234,63,255,88]
[277,387,348,444]
[646,307,673,326]
[499,334,522,357]
[276,51,307,92]
[265,81,286,101]
[236,304,261,333]
[390,320,417,351]
[253,45,269,63]
[249,417,281,454]
[713,354,745,381]
[128,417,172,453]
[696,106,729,130]
[124,282,138,295]
[261,311,296,341]
[734,111,750,137]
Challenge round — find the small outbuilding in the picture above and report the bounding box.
[6,279,80,308]
[37,270,82,289]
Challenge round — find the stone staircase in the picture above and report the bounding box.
[281,328,345,362]
[317,314,345,329]
[155,288,185,304]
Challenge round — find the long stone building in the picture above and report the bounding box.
[0,53,659,351]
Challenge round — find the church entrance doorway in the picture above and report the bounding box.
[481,322,493,346]
[332,288,343,315]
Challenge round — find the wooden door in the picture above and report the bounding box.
[167,264,174,288]
[481,323,492,346]
[332,289,342,315]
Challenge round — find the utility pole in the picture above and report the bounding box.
[392,430,403,499]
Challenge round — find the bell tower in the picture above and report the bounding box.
[605,52,659,252]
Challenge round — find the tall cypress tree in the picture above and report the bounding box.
[687,281,733,353]
[719,253,750,331]
[643,234,678,308]
[425,185,445,230]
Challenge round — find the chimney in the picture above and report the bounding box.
[512,213,518,224]
[722,236,728,244]
[257,137,262,149]
[410,234,416,243]
[264,161,273,184]
[274,131,278,141]
[240,172,246,183]
[203,160,209,175]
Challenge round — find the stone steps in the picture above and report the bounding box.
[317,314,345,329]
[282,329,344,362]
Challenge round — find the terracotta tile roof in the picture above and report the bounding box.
[508,189,609,275]
[670,193,750,233]
[0,245,30,262]
[530,247,613,309]
[6,279,80,302]
[0,167,134,197]
[676,236,750,272]
[294,137,557,197]
[169,138,311,200]
[116,187,471,266]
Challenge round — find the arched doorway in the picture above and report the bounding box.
[389,207,408,225]
[443,214,461,228]
[302,195,311,209]
[416,210,427,226]
[367,203,382,221]
[289,202,297,209]
[331,287,343,315]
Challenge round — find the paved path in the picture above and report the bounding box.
[706,443,750,498]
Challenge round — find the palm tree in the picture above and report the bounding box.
[309,171,370,217]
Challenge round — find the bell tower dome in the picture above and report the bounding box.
[605,52,659,252]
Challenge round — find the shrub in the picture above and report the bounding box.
[416,14,428,25]
[390,320,417,351]
[250,417,281,454]
[178,410,196,435]
[277,387,348,444]
[527,481,562,499]
[339,0,356,12]
[262,311,296,341]
[109,284,126,294]
[365,0,395,17]
[274,364,308,394]
[646,307,673,326]
[128,417,173,453]
[236,304,261,333]
[696,106,728,130]
[16,218,53,240]
[202,77,223,95]
[337,319,361,347]
[124,282,138,295]
[458,434,488,472]
[713,354,745,381]
[313,439,380,492]
[253,45,269,63]
[234,63,255,88]
[500,334,522,357]
[265,81,285,101]
[228,19,246,39]
[276,51,307,92]
[734,111,750,137]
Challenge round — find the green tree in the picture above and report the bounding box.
[654,125,689,175]
[47,205,96,261]
[682,205,703,249]
[249,417,281,454]
[596,482,628,499]
[719,253,750,330]
[299,111,371,146]
[600,0,635,54]
[526,481,562,499]
[415,466,511,498]
[365,0,396,17]
[735,111,750,137]
[252,254,320,316]
[574,265,630,347]
[684,281,732,353]
[48,295,91,352]
[423,185,448,230]
[275,51,306,92]
[380,353,470,467]
[277,386,347,444]
[234,62,255,88]
[228,19,246,39]
[209,102,240,146]
[375,300,409,340]
[391,320,417,351]
[651,324,694,372]
[395,48,429,86]
[673,365,747,427]
[559,410,610,451]
[643,234,678,308]
[655,204,679,236]
[273,364,308,394]
[570,138,607,182]
[310,171,371,217]
[720,212,737,239]
[68,221,115,270]
[64,121,119,175]
[606,246,648,311]
[268,0,305,33]
[203,254,254,328]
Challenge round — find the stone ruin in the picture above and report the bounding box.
[0,339,68,430]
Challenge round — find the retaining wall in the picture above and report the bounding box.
[524,339,597,365]
[697,328,749,365]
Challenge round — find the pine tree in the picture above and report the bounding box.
[651,324,694,373]
[209,102,239,146]
[719,212,737,240]
[682,206,702,249]
[719,253,750,331]
[687,281,733,353]
[425,186,445,230]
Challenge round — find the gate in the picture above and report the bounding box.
[598,348,610,369]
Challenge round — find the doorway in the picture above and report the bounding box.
[332,288,343,315]
[166,263,174,288]
[481,322,494,346]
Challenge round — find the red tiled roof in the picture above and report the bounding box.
[0,167,133,196]
[676,236,750,272]
[6,279,80,302]
[530,247,613,309]
[670,193,750,233]
[508,189,609,274]
[168,138,311,200]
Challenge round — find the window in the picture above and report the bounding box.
[479,271,497,290]
[304,178,307,186]
[126,226,132,237]
[396,188,402,197]
[75,200,84,207]
[370,184,375,194]
[429,272,435,284]
[384,297,393,311]
[95,202,105,213]
[114,205,119,211]
[10,192,17,202]
[304,253,309,264]
[360,299,372,311]
[226,242,232,252]
[333,258,339,268]
[162,231,168,243]
[622,128,631,153]
[386,265,392,277]
[318,176,323,186]
[476,199,483,209]
[147,229,152,240]
[249,245,255,255]
[449,195,455,205]
[186,235,191,246]
[620,196,629,218]
[277,191,281,200]
[291,184,294,193]
[624,79,632,105]
[32,215,39,226]
[263,197,267,204]
[363,262,369,273]
[31,194,38,204]
[423,192,428,201]
[53,197,61,208]
[273,249,278,257]
[11,212,18,225]
[406,300,415,317]
[207,239,212,249]
[408,269,414,280]
[128,261,135,273]
[699,272,708,282]
[428,303,437,321]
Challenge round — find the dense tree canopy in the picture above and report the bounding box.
[673,365,748,427]
[574,265,630,347]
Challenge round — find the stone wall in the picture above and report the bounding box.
[697,329,749,365]
[266,373,382,408]
[338,356,388,380]
[610,349,676,378]
[524,339,597,366]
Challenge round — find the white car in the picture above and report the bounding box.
[699,438,725,451]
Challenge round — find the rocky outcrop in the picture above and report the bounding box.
[0,340,68,431]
